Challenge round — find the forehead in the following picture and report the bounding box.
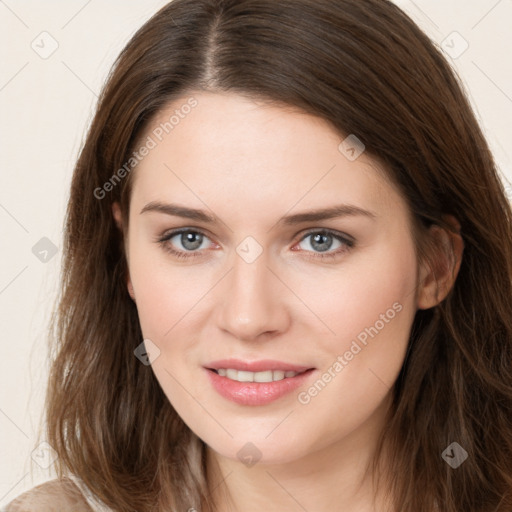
[129,91,402,218]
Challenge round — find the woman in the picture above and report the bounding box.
[6,0,512,510]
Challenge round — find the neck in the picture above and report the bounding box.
[205,394,394,512]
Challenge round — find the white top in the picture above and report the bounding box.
[0,477,114,512]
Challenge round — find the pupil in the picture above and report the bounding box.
[182,232,202,250]
[312,233,332,252]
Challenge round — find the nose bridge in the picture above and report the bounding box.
[216,248,286,340]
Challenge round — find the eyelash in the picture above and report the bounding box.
[156,228,355,261]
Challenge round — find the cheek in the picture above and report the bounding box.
[293,238,418,421]
[126,230,212,340]
[291,236,418,353]
[131,266,208,341]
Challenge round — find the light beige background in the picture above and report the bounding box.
[1,0,511,505]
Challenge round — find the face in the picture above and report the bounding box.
[115,91,425,466]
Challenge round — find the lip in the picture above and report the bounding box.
[204,360,316,406]
[205,358,313,373]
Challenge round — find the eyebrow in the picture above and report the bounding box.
[139,201,377,225]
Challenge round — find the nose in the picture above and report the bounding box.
[215,250,290,342]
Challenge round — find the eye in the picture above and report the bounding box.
[293,229,354,259]
[157,229,215,259]
[156,228,355,261]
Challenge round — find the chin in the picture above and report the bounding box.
[205,432,313,468]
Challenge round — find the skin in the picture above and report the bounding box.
[112,91,463,512]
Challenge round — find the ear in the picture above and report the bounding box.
[416,215,464,310]
[112,201,123,231]
[111,202,135,302]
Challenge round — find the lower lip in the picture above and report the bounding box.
[204,368,315,406]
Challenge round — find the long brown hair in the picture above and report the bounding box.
[45,0,512,510]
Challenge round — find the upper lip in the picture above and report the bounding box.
[205,359,314,373]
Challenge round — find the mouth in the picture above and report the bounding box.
[204,359,316,406]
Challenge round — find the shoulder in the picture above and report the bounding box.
[3,478,94,512]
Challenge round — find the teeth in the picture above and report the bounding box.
[215,368,301,383]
